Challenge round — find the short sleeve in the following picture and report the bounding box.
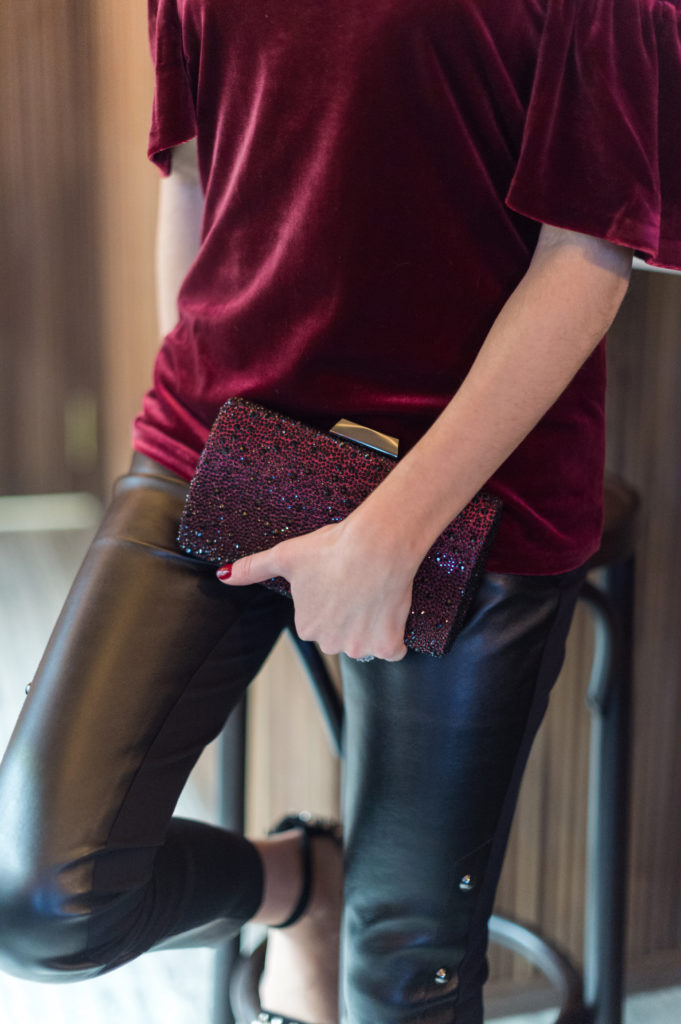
[506,0,681,270]
[147,0,198,176]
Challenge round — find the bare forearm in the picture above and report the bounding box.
[351,227,633,567]
[155,140,204,338]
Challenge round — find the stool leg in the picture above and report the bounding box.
[213,696,248,1024]
[581,558,634,1024]
[289,630,343,756]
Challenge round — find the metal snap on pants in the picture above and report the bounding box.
[0,454,585,1023]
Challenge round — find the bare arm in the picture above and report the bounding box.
[222,225,632,660]
[351,225,632,568]
[155,139,204,338]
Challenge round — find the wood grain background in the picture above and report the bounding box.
[1,0,679,997]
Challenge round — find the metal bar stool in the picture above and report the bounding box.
[214,472,639,1024]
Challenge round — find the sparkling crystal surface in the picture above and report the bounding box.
[177,397,502,656]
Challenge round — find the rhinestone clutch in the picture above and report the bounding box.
[177,397,502,656]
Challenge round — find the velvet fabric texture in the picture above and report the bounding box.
[135,0,681,574]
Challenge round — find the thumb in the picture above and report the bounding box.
[216,548,281,587]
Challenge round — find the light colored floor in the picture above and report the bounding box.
[0,949,215,1024]
[490,987,681,1024]
[0,499,678,1024]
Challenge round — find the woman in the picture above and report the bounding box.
[0,1,679,1022]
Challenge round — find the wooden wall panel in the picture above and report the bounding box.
[246,634,341,836]
[91,1,161,486]
[605,272,681,965]
[0,0,101,495]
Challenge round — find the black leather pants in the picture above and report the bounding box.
[0,455,585,1022]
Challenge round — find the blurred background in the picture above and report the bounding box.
[0,2,679,1022]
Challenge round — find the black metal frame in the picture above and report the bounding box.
[579,562,634,1024]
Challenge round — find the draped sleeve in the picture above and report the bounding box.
[506,0,681,269]
[147,0,197,176]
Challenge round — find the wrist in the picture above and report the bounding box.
[343,485,434,577]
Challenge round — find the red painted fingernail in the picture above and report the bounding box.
[216,564,233,581]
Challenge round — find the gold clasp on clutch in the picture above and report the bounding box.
[330,419,399,458]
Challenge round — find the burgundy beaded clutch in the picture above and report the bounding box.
[177,397,502,656]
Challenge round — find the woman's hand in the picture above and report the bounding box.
[216,512,415,661]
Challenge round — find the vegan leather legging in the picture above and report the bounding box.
[0,454,585,1023]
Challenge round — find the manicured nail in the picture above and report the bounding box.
[216,564,233,581]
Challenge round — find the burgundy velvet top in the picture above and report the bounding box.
[135,0,681,574]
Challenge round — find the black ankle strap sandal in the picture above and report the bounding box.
[269,812,343,928]
[229,812,342,1024]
